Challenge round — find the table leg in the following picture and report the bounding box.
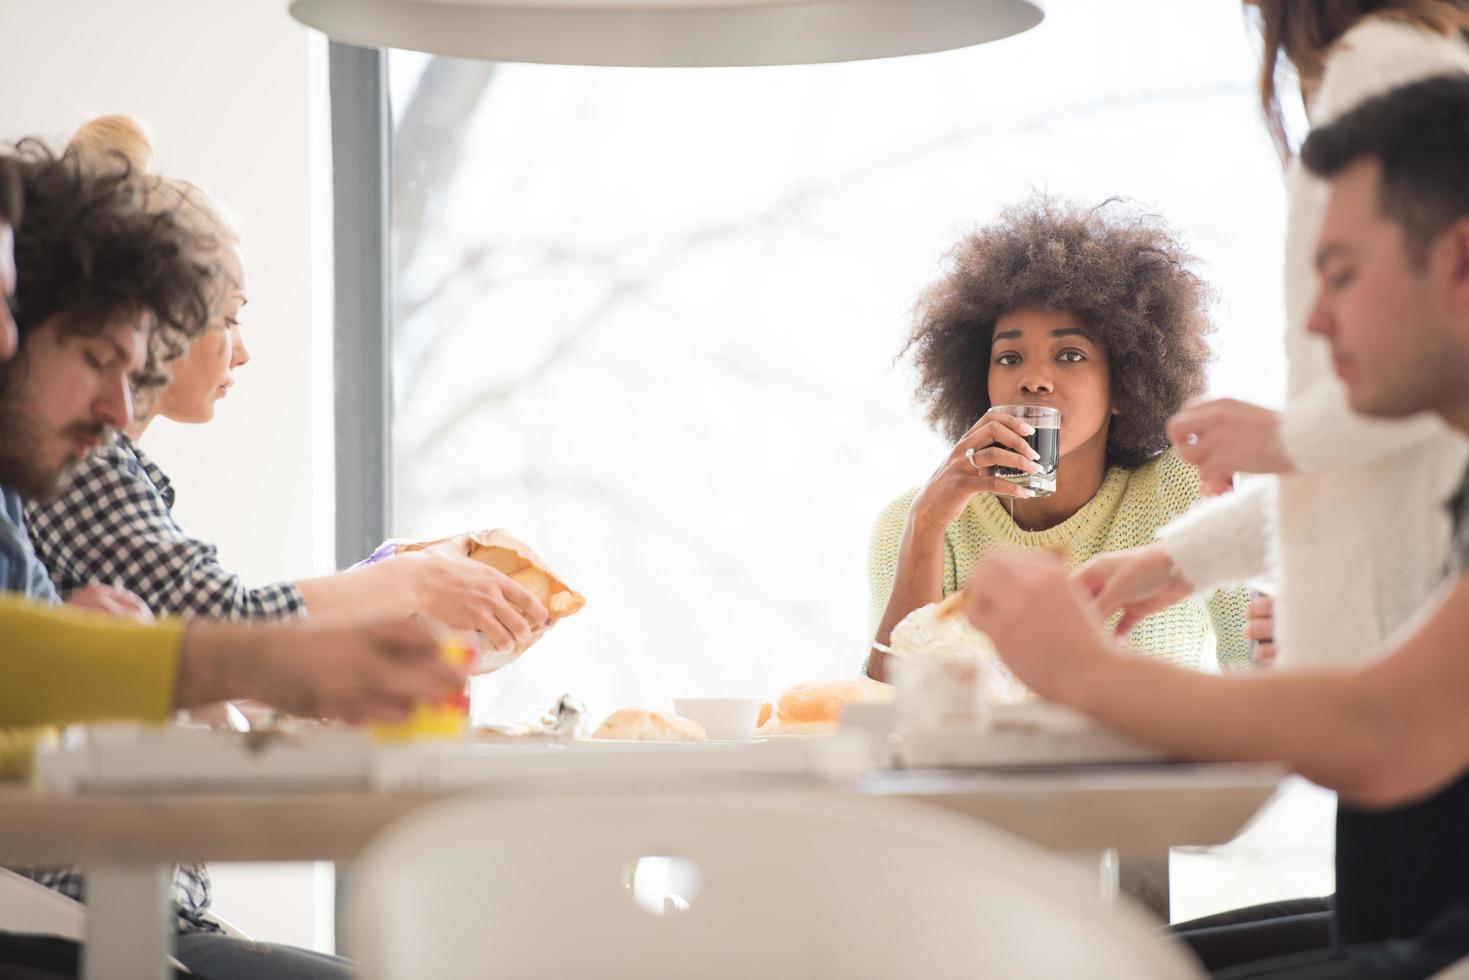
[84,863,170,980]
[1118,854,1171,921]
[1062,850,1119,904]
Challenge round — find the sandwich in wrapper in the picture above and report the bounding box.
[892,598,1033,705]
[398,529,586,665]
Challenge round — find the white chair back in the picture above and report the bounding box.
[348,786,1203,979]
[0,868,87,941]
[1433,954,1469,979]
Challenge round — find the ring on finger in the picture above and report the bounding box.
[964,447,987,472]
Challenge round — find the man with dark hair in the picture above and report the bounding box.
[0,143,213,611]
[957,73,1469,978]
[0,147,462,980]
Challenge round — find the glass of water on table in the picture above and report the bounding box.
[975,404,1061,497]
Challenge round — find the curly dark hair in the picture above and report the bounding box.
[1,139,218,389]
[902,197,1215,469]
[0,155,20,228]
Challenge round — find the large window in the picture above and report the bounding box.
[385,0,1327,917]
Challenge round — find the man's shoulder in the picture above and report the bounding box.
[0,484,24,525]
[0,486,29,558]
[52,438,151,501]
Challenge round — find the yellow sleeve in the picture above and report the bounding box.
[0,596,182,727]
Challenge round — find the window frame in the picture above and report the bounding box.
[328,40,394,570]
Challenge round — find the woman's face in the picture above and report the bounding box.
[987,307,1113,458]
[157,248,250,425]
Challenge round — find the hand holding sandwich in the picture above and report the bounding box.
[396,534,550,652]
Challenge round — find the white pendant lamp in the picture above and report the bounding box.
[288,0,1044,68]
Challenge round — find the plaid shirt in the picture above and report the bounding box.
[13,863,218,935]
[21,434,306,933]
[25,435,305,620]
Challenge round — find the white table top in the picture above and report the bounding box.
[0,761,1285,864]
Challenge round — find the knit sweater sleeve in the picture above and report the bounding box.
[868,492,912,634]
[867,489,957,634]
[1154,476,1274,593]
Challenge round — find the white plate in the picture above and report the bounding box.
[896,705,1168,769]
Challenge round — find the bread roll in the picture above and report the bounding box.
[759,678,893,735]
[592,708,707,742]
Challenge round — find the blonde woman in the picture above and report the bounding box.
[28,116,547,649]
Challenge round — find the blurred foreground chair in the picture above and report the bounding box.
[348,786,1204,979]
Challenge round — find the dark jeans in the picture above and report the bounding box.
[174,932,356,980]
[1214,905,1469,979]
[0,932,191,979]
[0,931,355,980]
[1174,896,1336,971]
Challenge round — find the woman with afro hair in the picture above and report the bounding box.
[866,196,1250,681]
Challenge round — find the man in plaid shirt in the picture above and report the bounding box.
[28,432,307,622]
[0,138,234,948]
[21,423,309,936]
[15,433,302,937]
[0,139,381,980]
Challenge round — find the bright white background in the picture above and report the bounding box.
[388,0,1330,921]
[0,0,1331,947]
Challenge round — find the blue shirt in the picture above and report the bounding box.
[0,484,60,604]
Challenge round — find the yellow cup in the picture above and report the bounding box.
[371,633,472,743]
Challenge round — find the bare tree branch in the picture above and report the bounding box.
[393,57,499,279]
[424,471,851,643]
[397,82,1250,447]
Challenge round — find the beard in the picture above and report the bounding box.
[0,397,63,501]
[0,369,103,503]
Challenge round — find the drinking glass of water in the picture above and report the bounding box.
[987,404,1060,497]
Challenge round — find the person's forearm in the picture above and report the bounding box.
[295,560,418,623]
[173,623,256,708]
[869,516,946,681]
[1063,650,1392,803]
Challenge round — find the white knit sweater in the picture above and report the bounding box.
[1159,19,1469,668]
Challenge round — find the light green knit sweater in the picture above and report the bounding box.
[869,448,1251,671]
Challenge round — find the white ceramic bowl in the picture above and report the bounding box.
[671,698,762,740]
